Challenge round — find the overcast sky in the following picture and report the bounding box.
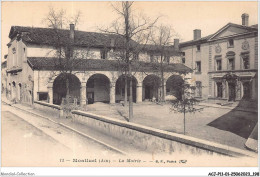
[1,1,258,60]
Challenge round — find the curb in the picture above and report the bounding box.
[3,101,127,156]
[199,103,258,113]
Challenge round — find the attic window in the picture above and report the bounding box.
[228,39,234,48]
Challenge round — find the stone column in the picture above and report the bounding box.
[48,85,53,104]
[136,82,142,103]
[222,80,226,98]
[80,82,87,106]
[110,82,116,104]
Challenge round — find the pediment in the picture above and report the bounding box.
[209,23,257,40]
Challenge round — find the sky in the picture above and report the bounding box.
[1,1,258,60]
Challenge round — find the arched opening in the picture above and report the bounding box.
[223,73,238,101]
[115,75,137,103]
[53,73,81,105]
[166,75,184,100]
[86,74,110,104]
[143,75,161,101]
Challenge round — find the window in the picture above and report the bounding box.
[100,49,107,59]
[228,39,234,48]
[12,48,16,54]
[182,58,185,64]
[133,52,139,60]
[163,56,170,63]
[228,58,235,70]
[216,82,223,98]
[38,92,48,101]
[150,54,154,62]
[216,59,222,71]
[195,61,201,73]
[196,45,201,52]
[241,54,250,69]
[195,81,202,97]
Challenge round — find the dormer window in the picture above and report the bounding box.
[196,45,201,52]
[228,39,234,48]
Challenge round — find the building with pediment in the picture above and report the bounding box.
[180,13,258,102]
[4,24,191,106]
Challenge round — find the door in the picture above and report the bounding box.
[243,82,251,100]
[87,92,94,104]
[228,83,236,101]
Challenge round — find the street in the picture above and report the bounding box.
[1,104,122,167]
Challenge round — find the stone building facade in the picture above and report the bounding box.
[180,13,258,102]
[5,25,191,106]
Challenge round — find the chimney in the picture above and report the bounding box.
[193,29,201,40]
[242,13,249,26]
[70,24,75,43]
[174,39,179,50]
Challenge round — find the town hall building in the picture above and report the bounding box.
[4,24,191,106]
[180,13,258,103]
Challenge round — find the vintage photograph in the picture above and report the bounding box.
[1,1,258,170]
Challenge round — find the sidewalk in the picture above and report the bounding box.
[198,102,258,113]
[1,98,143,155]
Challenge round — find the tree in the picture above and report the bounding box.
[148,24,180,102]
[169,78,202,135]
[101,1,159,120]
[43,7,84,104]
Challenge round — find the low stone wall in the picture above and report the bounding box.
[71,110,255,157]
[34,101,63,117]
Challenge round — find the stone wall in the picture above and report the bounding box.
[71,110,254,157]
[34,101,62,117]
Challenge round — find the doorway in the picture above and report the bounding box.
[228,82,236,101]
[243,82,251,100]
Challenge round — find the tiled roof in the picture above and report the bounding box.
[179,34,213,47]
[9,26,138,48]
[27,57,192,74]
[140,44,180,55]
